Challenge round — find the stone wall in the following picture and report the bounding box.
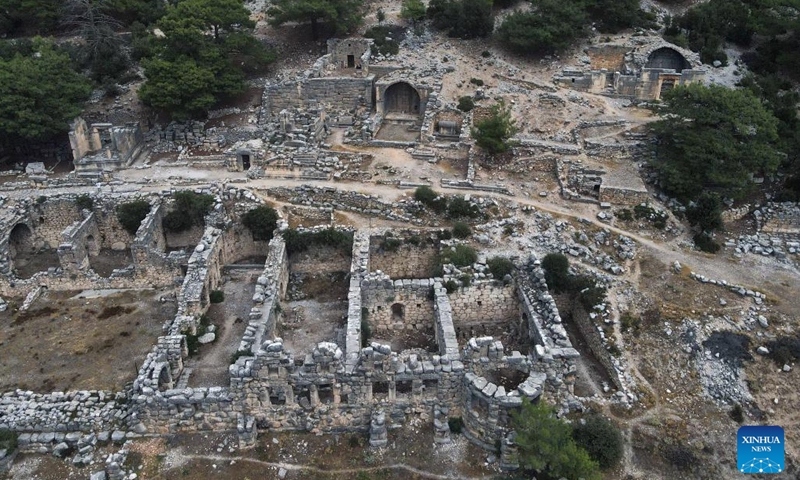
[449,281,519,325]
[57,212,101,274]
[361,274,436,336]
[598,185,650,205]
[369,234,439,279]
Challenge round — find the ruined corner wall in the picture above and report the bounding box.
[449,281,519,325]
[361,275,435,336]
[239,236,288,354]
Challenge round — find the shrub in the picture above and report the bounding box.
[487,257,514,279]
[448,417,464,433]
[447,197,477,219]
[364,26,400,55]
[163,191,215,233]
[75,194,94,211]
[452,221,471,238]
[470,77,484,86]
[693,232,721,253]
[541,253,570,292]
[0,429,18,453]
[616,208,633,221]
[481,50,491,57]
[438,229,453,240]
[665,445,697,471]
[496,5,587,55]
[283,228,354,255]
[428,0,494,39]
[447,244,477,267]
[415,185,439,204]
[444,279,459,293]
[382,237,402,252]
[572,414,623,469]
[117,200,152,235]
[460,274,472,287]
[686,192,723,232]
[210,290,225,303]
[230,350,250,364]
[457,95,475,112]
[620,311,641,333]
[242,206,279,241]
[472,101,518,155]
[730,404,744,423]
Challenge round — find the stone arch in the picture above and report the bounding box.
[384,82,421,115]
[391,302,405,321]
[646,47,689,73]
[157,364,173,391]
[8,223,33,258]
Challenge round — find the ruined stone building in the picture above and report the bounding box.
[0,192,579,471]
[69,117,145,177]
[554,41,706,100]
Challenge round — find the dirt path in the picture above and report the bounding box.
[163,453,488,480]
[187,270,257,387]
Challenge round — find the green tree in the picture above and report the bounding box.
[572,414,624,470]
[242,206,279,241]
[496,0,587,54]
[588,0,655,34]
[116,200,152,235]
[104,0,165,26]
[163,191,215,232]
[686,191,723,232]
[472,101,518,154]
[0,39,92,141]
[541,253,570,293]
[0,0,62,36]
[401,0,426,24]
[139,0,271,119]
[267,0,363,40]
[513,399,601,480]
[650,84,782,201]
[427,0,494,39]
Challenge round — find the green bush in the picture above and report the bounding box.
[541,253,570,292]
[686,192,723,232]
[415,185,438,203]
[487,257,514,279]
[572,414,623,469]
[471,101,518,155]
[75,194,94,211]
[163,191,215,233]
[729,404,744,423]
[693,232,721,253]
[457,95,475,112]
[0,429,18,453]
[616,209,633,221]
[447,197,477,219]
[444,279,459,293]
[460,274,472,287]
[210,290,225,303]
[283,228,354,255]
[620,311,641,333]
[447,244,477,267]
[448,417,464,433]
[117,200,152,235]
[364,26,400,55]
[428,0,494,39]
[382,237,402,252]
[452,221,472,238]
[469,77,484,86]
[242,206,279,241]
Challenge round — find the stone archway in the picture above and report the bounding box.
[646,47,689,72]
[157,365,173,391]
[8,223,33,258]
[391,302,405,321]
[384,82,421,115]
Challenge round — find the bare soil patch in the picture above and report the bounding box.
[0,288,176,392]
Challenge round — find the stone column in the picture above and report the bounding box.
[369,410,388,448]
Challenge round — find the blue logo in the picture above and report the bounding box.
[738,426,784,474]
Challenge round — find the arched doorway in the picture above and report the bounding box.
[391,302,405,321]
[646,47,689,72]
[8,223,33,258]
[157,365,173,391]
[384,82,421,115]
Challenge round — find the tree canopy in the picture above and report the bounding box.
[139,0,273,120]
[496,1,586,54]
[267,0,363,40]
[0,38,92,141]
[427,0,494,39]
[649,84,782,201]
[400,0,427,24]
[513,399,601,480]
[472,101,518,154]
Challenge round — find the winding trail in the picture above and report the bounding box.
[163,453,484,480]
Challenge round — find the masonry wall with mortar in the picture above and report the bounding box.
[368,237,440,279]
[361,276,436,336]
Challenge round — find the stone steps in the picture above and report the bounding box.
[175,368,192,389]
